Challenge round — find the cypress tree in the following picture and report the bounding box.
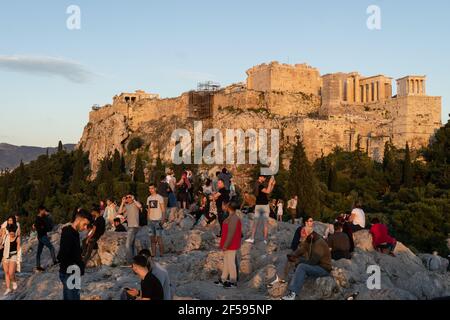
[134,154,145,183]
[402,142,413,188]
[112,149,122,177]
[286,138,321,219]
[327,163,338,192]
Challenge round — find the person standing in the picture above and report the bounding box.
[146,184,166,257]
[287,196,298,224]
[176,172,191,211]
[276,200,284,222]
[33,206,57,271]
[2,225,21,296]
[245,175,275,245]
[218,168,232,190]
[103,199,117,230]
[158,175,171,215]
[214,201,242,288]
[240,191,256,214]
[82,205,106,265]
[118,194,143,264]
[212,179,230,238]
[57,209,91,300]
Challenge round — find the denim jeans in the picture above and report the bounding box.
[126,227,140,263]
[59,272,80,300]
[37,235,57,267]
[288,263,330,294]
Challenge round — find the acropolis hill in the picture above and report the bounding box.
[79,61,442,174]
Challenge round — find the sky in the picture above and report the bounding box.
[0,0,449,147]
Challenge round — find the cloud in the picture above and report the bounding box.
[0,55,96,83]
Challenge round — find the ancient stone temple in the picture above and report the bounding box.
[79,61,442,173]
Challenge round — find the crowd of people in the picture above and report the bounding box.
[0,166,400,300]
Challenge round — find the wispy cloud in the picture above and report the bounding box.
[0,55,96,83]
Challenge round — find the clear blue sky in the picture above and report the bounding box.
[0,0,449,147]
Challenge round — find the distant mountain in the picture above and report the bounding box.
[0,143,76,170]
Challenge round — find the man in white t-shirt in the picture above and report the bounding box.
[349,202,365,232]
[147,184,166,258]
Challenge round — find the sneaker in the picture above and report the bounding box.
[281,291,296,300]
[12,282,17,291]
[223,281,237,289]
[214,279,225,287]
[263,240,268,245]
[245,238,254,244]
[35,266,45,272]
[3,288,11,296]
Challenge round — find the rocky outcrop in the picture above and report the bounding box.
[2,215,449,300]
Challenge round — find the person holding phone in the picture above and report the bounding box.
[245,175,276,245]
[119,194,142,264]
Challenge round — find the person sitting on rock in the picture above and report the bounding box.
[369,217,396,256]
[267,217,314,288]
[281,230,332,300]
[191,192,210,229]
[122,255,164,300]
[82,205,106,265]
[327,222,351,260]
[113,218,126,232]
[214,200,242,289]
[348,201,366,232]
[138,249,173,300]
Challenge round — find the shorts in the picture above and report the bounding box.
[148,220,163,237]
[254,205,270,221]
[4,254,17,263]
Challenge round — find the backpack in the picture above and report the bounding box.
[45,215,55,233]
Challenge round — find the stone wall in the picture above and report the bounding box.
[246,61,321,95]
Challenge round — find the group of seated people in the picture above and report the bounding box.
[276,207,397,300]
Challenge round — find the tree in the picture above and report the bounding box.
[402,142,413,188]
[111,149,123,177]
[327,163,338,192]
[286,138,321,218]
[57,141,64,153]
[134,154,145,183]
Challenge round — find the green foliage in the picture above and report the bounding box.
[133,154,145,183]
[127,137,144,153]
[286,139,321,218]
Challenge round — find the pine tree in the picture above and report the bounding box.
[286,138,321,218]
[134,154,145,183]
[57,141,64,153]
[402,142,413,188]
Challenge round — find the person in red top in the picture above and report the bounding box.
[369,217,397,256]
[214,201,242,289]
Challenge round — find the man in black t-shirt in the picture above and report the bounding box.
[124,255,164,300]
[212,179,230,237]
[82,205,106,265]
[57,209,91,300]
[245,175,276,245]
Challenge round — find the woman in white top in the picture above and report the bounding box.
[2,224,21,296]
[103,199,118,230]
[276,200,284,222]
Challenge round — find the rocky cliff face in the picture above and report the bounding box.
[2,214,449,300]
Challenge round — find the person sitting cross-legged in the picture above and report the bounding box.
[282,230,332,300]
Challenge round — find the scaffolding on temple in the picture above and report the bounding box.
[197,81,221,92]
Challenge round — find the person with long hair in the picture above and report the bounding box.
[176,171,191,210]
[2,224,21,296]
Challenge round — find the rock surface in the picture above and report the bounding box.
[1,214,449,300]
